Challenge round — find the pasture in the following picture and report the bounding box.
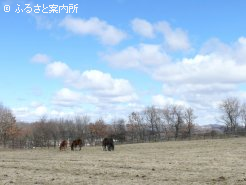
[1,138,246,185]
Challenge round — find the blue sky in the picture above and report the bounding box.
[1,0,246,124]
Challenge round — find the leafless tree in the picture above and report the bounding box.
[166,105,184,140]
[32,116,48,147]
[17,122,33,148]
[184,107,196,139]
[112,118,126,143]
[161,105,174,139]
[88,119,108,145]
[0,104,17,147]
[128,111,145,141]
[74,115,90,140]
[219,97,240,133]
[46,119,60,148]
[144,106,161,141]
[240,102,246,131]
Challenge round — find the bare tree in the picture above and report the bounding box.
[88,119,108,145]
[144,106,161,141]
[112,118,126,143]
[0,104,17,147]
[46,119,60,148]
[219,97,240,133]
[74,115,90,140]
[240,102,246,131]
[32,117,47,147]
[17,122,33,148]
[184,107,196,139]
[128,112,145,142]
[165,105,184,140]
[161,105,174,140]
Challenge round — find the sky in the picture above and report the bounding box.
[1,0,246,124]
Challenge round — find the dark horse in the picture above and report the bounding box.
[102,138,114,151]
[59,140,68,150]
[71,139,83,151]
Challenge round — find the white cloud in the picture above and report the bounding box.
[33,15,53,30]
[130,18,191,51]
[155,21,190,51]
[33,106,48,116]
[131,18,155,38]
[151,37,246,119]
[103,35,246,125]
[13,105,48,119]
[31,53,51,64]
[59,16,127,45]
[12,107,29,118]
[46,61,138,103]
[46,61,73,78]
[103,44,170,69]
[152,94,188,107]
[12,105,82,122]
[52,88,82,107]
[154,54,246,85]
[163,83,236,96]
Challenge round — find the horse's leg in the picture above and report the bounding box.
[108,145,111,151]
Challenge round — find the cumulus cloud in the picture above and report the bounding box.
[31,53,51,64]
[12,105,84,122]
[13,105,48,119]
[33,105,48,116]
[12,107,29,119]
[52,88,82,107]
[46,61,74,78]
[155,21,190,51]
[104,35,246,124]
[131,18,155,38]
[103,44,170,69]
[46,61,138,103]
[154,43,246,85]
[59,16,127,45]
[104,36,246,88]
[131,18,191,51]
[151,38,246,118]
[163,83,237,97]
[152,95,188,107]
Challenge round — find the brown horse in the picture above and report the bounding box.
[59,140,68,150]
[102,138,114,151]
[71,139,84,151]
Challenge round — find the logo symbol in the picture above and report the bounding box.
[4,5,10,12]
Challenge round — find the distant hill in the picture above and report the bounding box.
[195,124,225,134]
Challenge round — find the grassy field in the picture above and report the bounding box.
[1,138,246,185]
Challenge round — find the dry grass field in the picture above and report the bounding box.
[1,138,246,185]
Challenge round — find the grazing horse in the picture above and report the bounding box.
[102,138,114,151]
[71,139,83,151]
[59,140,68,151]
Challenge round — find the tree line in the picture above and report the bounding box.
[218,97,246,133]
[1,97,246,149]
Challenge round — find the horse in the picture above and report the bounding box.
[102,138,114,151]
[71,139,84,151]
[59,140,68,151]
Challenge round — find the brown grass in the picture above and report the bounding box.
[1,138,246,185]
